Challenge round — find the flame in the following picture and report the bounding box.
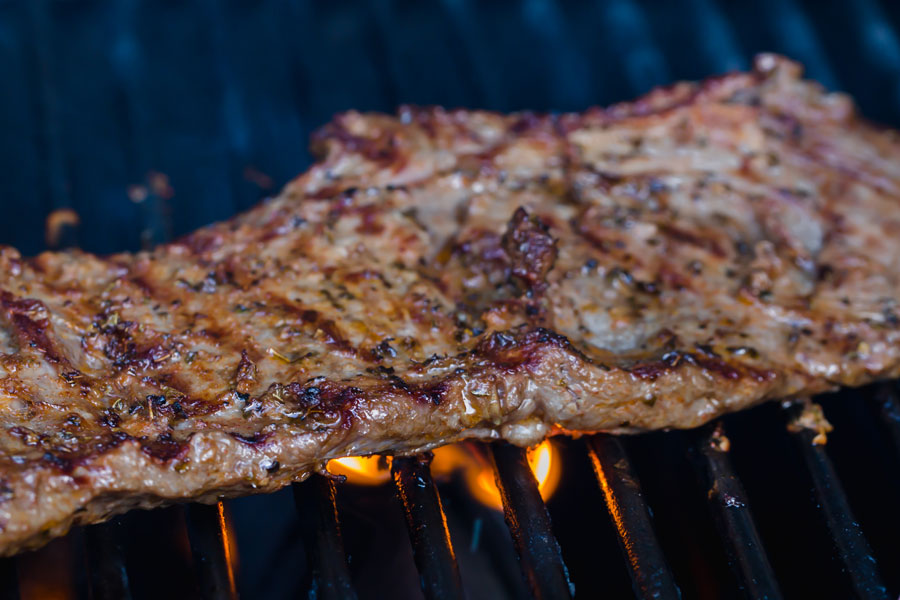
[327,440,562,510]
[328,455,392,485]
[457,440,561,510]
[17,538,76,600]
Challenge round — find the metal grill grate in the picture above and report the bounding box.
[296,392,898,600]
[0,1,899,598]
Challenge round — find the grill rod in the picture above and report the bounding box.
[692,424,783,600]
[84,518,133,600]
[489,442,574,600]
[293,477,358,600]
[784,403,889,600]
[0,559,16,600]
[587,435,682,600]
[184,503,240,600]
[875,383,900,457]
[391,454,465,600]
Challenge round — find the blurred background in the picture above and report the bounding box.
[2,0,900,258]
[2,1,900,599]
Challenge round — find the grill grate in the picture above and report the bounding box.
[83,519,132,600]
[588,434,681,599]
[184,504,239,600]
[294,477,356,600]
[292,396,895,600]
[391,455,465,600]
[0,560,16,600]
[1,0,900,598]
[692,425,781,600]
[877,384,900,455]
[490,443,574,599]
[784,404,889,599]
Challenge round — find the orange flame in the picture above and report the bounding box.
[327,440,562,510]
[328,455,392,485]
[458,440,561,510]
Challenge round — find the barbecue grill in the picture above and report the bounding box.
[1,1,899,598]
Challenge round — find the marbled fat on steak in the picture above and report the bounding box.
[0,55,899,554]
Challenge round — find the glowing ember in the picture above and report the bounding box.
[327,440,562,510]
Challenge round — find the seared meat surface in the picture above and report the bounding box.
[1,55,899,554]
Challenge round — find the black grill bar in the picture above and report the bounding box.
[692,424,783,600]
[784,403,889,600]
[391,455,465,600]
[587,435,681,600]
[875,383,900,457]
[0,559,17,600]
[84,518,132,600]
[489,442,574,600]
[184,503,239,600]
[293,477,358,600]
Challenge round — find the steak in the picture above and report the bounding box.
[1,55,899,555]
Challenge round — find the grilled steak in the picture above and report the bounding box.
[0,55,899,555]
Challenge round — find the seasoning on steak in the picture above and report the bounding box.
[1,54,899,555]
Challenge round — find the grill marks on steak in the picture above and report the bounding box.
[0,292,68,366]
[0,55,899,554]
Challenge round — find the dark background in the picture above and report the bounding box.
[3,0,900,258]
[1,1,900,599]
